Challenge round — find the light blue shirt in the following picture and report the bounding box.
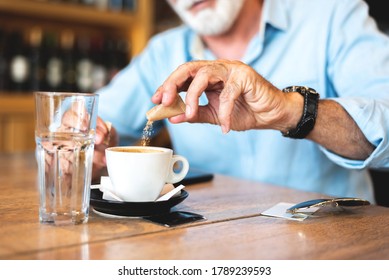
[97,0,389,202]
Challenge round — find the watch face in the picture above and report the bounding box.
[282,86,319,96]
[306,88,319,95]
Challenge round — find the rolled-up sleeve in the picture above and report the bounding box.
[321,0,389,169]
[322,97,389,169]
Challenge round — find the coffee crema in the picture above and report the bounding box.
[109,147,163,153]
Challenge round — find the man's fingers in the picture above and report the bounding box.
[153,61,211,106]
[61,107,90,132]
[92,150,107,180]
[185,63,228,119]
[184,74,211,119]
[218,80,242,133]
[95,118,112,145]
[154,60,253,133]
[103,121,112,146]
[93,150,107,167]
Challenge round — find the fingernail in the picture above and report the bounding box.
[95,133,103,143]
[162,93,169,105]
[154,88,161,97]
[221,125,229,134]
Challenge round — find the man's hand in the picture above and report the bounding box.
[152,59,303,134]
[92,117,119,180]
[153,59,374,160]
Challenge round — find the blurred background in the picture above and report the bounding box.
[0,0,180,152]
[0,0,387,153]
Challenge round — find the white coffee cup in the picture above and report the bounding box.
[105,146,189,202]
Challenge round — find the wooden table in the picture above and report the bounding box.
[0,152,388,260]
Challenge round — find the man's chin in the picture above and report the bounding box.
[186,20,231,36]
[193,27,228,36]
[182,13,230,35]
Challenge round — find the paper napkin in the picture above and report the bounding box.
[91,176,184,202]
[261,202,319,221]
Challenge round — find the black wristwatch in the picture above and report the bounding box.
[281,86,320,139]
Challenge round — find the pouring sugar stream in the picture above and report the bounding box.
[142,96,186,146]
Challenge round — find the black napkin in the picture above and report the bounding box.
[143,211,205,227]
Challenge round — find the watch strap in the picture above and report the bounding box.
[282,86,319,139]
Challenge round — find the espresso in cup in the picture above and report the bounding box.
[110,147,163,153]
[105,146,189,202]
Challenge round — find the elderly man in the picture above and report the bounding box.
[94,0,389,202]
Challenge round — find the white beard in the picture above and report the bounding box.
[169,0,246,36]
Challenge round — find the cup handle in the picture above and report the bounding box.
[166,155,189,184]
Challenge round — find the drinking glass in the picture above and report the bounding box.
[34,91,98,225]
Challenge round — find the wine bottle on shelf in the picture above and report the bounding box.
[116,37,130,69]
[90,35,108,91]
[95,0,109,10]
[103,37,119,83]
[61,0,80,4]
[103,36,130,83]
[60,29,77,92]
[80,0,96,7]
[0,29,9,91]
[122,0,136,12]
[75,34,94,93]
[43,32,63,91]
[109,0,123,12]
[8,30,30,92]
[28,27,44,91]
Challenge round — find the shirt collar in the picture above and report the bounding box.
[189,0,290,61]
[263,0,289,33]
[190,34,205,60]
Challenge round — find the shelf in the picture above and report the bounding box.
[0,93,35,152]
[0,0,135,29]
[0,94,35,114]
[0,0,154,152]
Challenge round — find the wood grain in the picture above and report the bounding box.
[0,153,388,260]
